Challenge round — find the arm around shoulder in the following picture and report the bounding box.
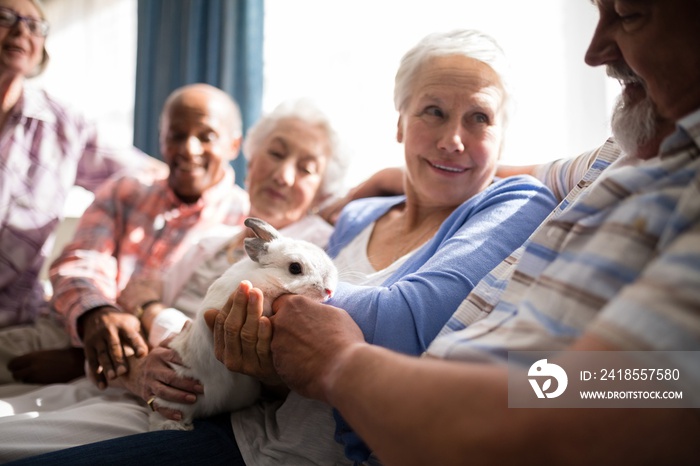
[319,166,405,225]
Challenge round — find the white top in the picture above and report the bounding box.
[333,222,412,286]
[232,221,419,466]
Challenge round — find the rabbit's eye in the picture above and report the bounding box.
[289,262,303,275]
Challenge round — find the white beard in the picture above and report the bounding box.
[610,91,658,156]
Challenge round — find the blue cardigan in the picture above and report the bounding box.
[326,175,557,357]
[328,175,557,463]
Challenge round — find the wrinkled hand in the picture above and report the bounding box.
[117,275,163,315]
[269,294,364,402]
[7,348,85,384]
[113,337,203,422]
[80,306,148,389]
[203,281,281,387]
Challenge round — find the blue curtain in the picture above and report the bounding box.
[133,0,264,187]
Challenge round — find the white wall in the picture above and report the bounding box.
[33,0,137,148]
[263,0,616,188]
[31,0,137,218]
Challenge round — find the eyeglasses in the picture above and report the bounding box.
[0,7,49,38]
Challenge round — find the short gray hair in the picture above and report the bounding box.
[243,99,348,198]
[394,29,512,128]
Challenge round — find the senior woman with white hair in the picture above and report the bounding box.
[7,29,557,465]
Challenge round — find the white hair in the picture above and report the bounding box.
[394,29,512,128]
[610,93,658,156]
[243,99,348,198]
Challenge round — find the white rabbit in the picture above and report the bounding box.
[149,217,338,431]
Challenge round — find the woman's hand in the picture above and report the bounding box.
[204,281,282,387]
[111,335,204,422]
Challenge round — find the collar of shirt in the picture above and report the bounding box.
[16,85,58,125]
[661,106,700,156]
[162,166,242,214]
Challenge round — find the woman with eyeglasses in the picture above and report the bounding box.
[0,0,158,337]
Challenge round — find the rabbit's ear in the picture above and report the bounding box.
[244,237,268,263]
[245,217,280,242]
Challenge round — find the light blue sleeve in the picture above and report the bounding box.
[327,175,557,355]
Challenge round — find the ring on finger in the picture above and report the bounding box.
[146,395,157,412]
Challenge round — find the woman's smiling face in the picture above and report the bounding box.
[398,54,505,209]
[0,0,46,78]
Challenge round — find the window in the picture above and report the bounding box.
[34,0,137,149]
